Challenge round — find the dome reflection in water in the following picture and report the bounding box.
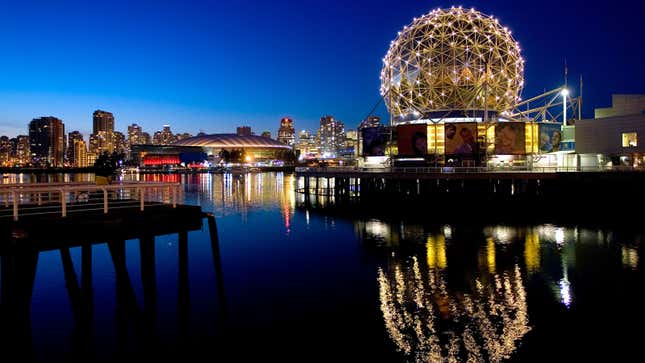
[378,249,529,362]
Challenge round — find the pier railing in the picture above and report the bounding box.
[0,182,182,221]
[295,165,643,174]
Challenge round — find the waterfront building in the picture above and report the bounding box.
[174,134,294,165]
[29,116,65,167]
[379,8,532,168]
[595,95,645,119]
[576,95,645,167]
[129,145,206,167]
[319,115,345,158]
[278,117,295,146]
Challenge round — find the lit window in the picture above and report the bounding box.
[622,132,637,147]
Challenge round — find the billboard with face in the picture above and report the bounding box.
[495,123,526,155]
[397,124,427,156]
[362,126,387,156]
[444,122,478,156]
[538,123,562,153]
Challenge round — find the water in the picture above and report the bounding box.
[1,172,643,362]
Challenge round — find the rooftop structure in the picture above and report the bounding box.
[380,7,524,122]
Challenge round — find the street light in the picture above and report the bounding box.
[561,88,570,125]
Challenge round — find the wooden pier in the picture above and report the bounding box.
[294,167,645,223]
[0,182,226,360]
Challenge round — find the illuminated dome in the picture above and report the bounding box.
[174,134,292,149]
[380,7,524,119]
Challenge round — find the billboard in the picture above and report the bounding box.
[362,126,387,156]
[538,123,562,153]
[444,122,478,156]
[397,124,427,156]
[495,123,526,155]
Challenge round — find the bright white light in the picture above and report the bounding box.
[443,225,452,239]
[555,228,565,245]
[366,220,390,239]
[559,278,571,308]
[561,89,569,125]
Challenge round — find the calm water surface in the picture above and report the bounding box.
[1,172,643,362]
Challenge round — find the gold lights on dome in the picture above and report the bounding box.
[380,7,524,116]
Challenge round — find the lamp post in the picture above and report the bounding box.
[561,88,569,126]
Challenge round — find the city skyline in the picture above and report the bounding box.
[1,0,644,138]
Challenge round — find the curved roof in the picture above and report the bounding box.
[381,7,523,118]
[173,134,292,149]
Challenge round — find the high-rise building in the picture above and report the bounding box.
[141,132,151,145]
[16,135,30,165]
[86,151,98,167]
[237,126,252,136]
[295,129,320,159]
[261,131,271,138]
[359,116,381,129]
[73,140,88,167]
[29,116,65,167]
[114,131,126,155]
[126,123,143,159]
[0,136,12,166]
[127,123,143,145]
[93,110,115,134]
[153,125,175,145]
[278,117,295,146]
[67,131,83,165]
[176,132,192,141]
[319,115,345,157]
[92,110,115,153]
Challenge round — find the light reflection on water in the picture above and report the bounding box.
[0,172,642,361]
[378,261,530,363]
[353,213,643,361]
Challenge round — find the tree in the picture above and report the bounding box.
[218,149,231,163]
[218,149,243,163]
[94,151,120,177]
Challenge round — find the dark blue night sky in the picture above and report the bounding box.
[1,0,644,138]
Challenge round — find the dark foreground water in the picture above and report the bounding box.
[1,172,643,362]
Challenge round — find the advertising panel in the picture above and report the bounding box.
[397,124,427,156]
[494,123,526,155]
[538,123,563,153]
[444,122,478,156]
[362,126,387,156]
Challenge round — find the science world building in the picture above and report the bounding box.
[363,7,577,168]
